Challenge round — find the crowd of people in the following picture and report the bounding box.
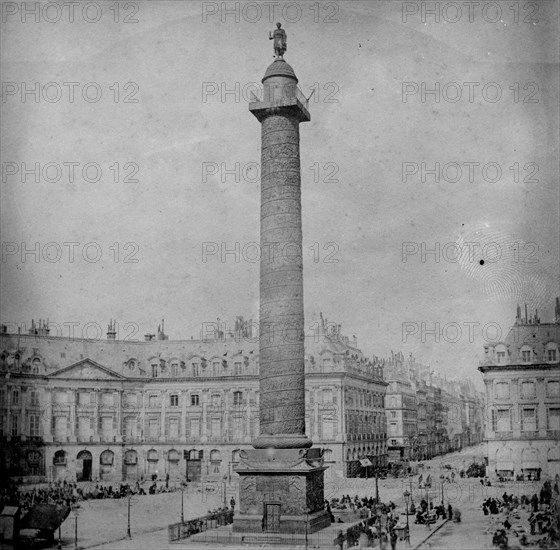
[487,480,559,549]
[0,478,181,515]
[328,494,445,550]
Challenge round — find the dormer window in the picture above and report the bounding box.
[521,349,531,362]
[548,349,557,362]
[496,351,506,363]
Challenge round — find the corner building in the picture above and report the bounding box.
[478,301,560,481]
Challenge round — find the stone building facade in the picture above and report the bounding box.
[479,301,560,481]
[0,316,387,484]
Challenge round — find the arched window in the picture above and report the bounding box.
[124,450,137,465]
[53,450,66,465]
[100,450,114,465]
[147,449,158,462]
[168,449,180,462]
[31,357,41,374]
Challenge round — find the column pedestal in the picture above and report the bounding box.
[233,448,331,534]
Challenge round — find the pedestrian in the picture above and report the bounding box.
[390,528,398,550]
[165,473,169,489]
[334,530,345,550]
[447,503,453,520]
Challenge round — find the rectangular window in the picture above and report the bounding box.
[233,391,243,406]
[55,416,67,438]
[126,393,137,407]
[124,417,135,437]
[29,415,40,437]
[168,418,179,439]
[171,364,178,377]
[211,461,220,474]
[548,408,560,431]
[497,352,506,363]
[548,349,557,362]
[170,394,179,407]
[78,416,90,438]
[390,411,396,418]
[213,361,221,376]
[211,394,221,406]
[495,383,509,399]
[29,391,39,406]
[547,381,560,397]
[149,418,159,438]
[496,409,511,432]
[11,414,18,436]
[192,363,199,377]
[12,390,19,405]
[102,393,114,406]
[189,417,200,437]
[55,391,67,404]
[234,362,242,376]
[149,395,157,408]
[191,394,200,406]
[101,416,113,437]
[521,350,531,362]
[521,381,536,399]
[521,408,537,431]
[211,418,221,437]
[152,364,158,378]
[0,389,5,405]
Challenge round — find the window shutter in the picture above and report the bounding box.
[164,416,168,436]
[113,416,117,432]
[317,415,322,439]
[535,406,538,429]
[75,415,79,433]
[66,417,71,435]
[206,415,211,433]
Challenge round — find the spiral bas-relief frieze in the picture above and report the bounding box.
[257,105,308,448]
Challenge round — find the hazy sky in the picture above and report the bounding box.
[1,0,559,384]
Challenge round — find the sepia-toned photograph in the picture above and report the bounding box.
[0,1,558,549]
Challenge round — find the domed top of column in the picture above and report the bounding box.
[262,59,298,84]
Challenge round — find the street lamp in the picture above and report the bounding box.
[403,489,411,546]
[180,480,186,523]
[439,475,445,517]
[126,488,132,539]
[71,503,79,550]
[56,501,63,550]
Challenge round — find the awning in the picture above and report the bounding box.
[521,462,540,469]
[496,462,514,471]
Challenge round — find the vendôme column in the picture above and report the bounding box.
[232,26,331,537]
[251,44,311,451]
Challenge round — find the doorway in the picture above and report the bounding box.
[263,503,281,533]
